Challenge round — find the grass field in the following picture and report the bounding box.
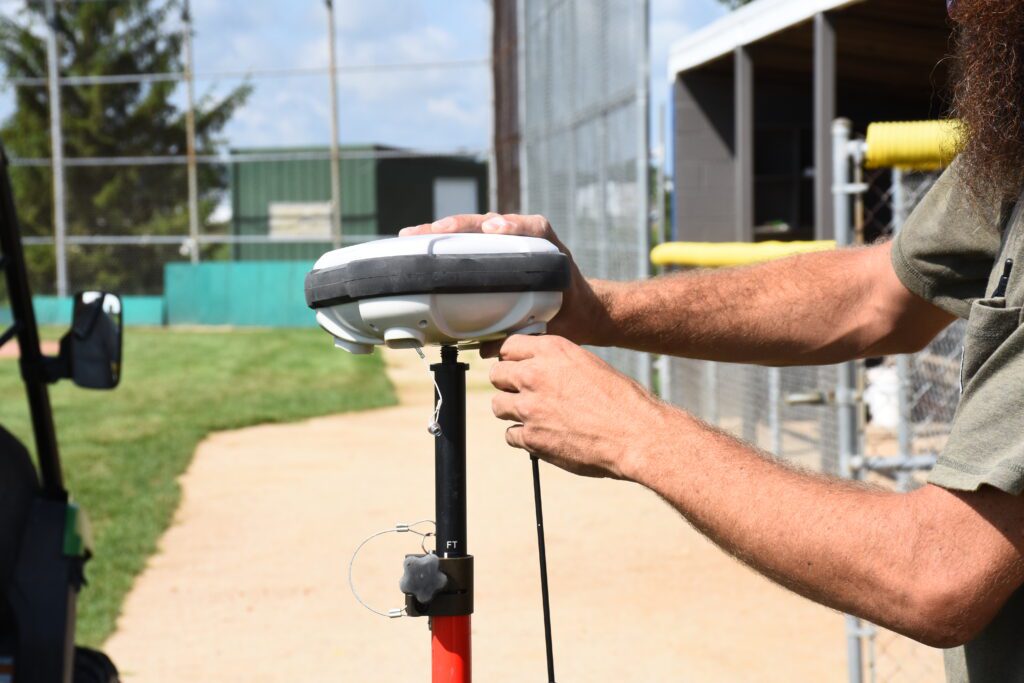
[0,327,396,646]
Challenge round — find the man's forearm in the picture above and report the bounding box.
[621,404,991,647]
[589,242,949,365]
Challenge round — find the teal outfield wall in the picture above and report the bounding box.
[0,296,165,327]
[165,261,316,327]
[1,264,320,329]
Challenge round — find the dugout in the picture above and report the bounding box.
[669,0,951,244]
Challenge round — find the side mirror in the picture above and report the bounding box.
[58,291,123,389]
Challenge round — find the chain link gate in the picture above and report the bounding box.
[833,123,956,683]
[517,0,651,385]
[854,165,955,683]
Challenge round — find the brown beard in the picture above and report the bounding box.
[950,0,1024,203]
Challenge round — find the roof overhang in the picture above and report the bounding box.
[667,0,863,80]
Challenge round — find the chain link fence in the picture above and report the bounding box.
[518,0,650,385]
[667,359,841,474]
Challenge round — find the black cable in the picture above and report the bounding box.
[530,454,556,683]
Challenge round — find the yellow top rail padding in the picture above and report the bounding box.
[651,240,836,268]
[864,120,962,172]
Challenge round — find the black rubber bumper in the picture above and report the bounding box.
[305,252,571,309]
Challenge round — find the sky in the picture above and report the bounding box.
[191,0,728,153]
[0,0,729,154]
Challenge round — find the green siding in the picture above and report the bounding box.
[230,146,379,261]
[165,262,315,327]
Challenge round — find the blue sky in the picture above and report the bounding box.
[192,0,728,152]
[0,0,728,153]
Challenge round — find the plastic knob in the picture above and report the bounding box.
[399,553,449,604]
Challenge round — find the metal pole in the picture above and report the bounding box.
[44,0,68,297]
[891,168,913,491]
[832,116,864,683]
[636,0,652,390]
[814,13,837,240]
[655,103,671,402]
[431,345,471,683]
[769,367,782,455]
[324,0,343,249]
[183,0,200,264]
[515,0,528,213]
[704,362,719,425]
[734,45,753,242]
[487,6,497,214]
[656,103,668,244]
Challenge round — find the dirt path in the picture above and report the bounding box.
[105,348,857,682]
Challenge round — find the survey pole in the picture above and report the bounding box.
[431,345,471,683]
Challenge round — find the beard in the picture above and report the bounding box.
[950,0,1024,203]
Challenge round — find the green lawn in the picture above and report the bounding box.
[0,327,396,646]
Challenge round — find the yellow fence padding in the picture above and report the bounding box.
[863,120,962,172]
[650,240,836,268]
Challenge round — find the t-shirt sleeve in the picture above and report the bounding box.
[890,160,1004,319]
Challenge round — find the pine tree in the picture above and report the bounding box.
[0,0,250,293]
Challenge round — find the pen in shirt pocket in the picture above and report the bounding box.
[992,258,1014,298]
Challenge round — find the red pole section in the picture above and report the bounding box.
[432,615,471,683]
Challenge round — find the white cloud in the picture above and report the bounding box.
[426,96,486,128]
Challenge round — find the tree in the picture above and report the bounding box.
[0,0,250,293]
[718,0,755,8]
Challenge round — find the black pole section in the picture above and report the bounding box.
[531,455,556,682]
[432,345,468,558]
[0,144,65,499]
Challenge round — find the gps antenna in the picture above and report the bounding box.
[531,455,556,682]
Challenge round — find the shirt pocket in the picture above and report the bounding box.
[961,297,1023,388]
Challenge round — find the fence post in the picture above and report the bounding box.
[636,0,652,390]
[704,362,719,425]
[44,0,68,297]
[832,117,865,683]
[891,168,914,491]
[769,367,782,455]
[324,0,343,249]
[182,0,201,264]
[654,104,671,403]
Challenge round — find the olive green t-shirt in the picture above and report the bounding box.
[892,161,1024,682]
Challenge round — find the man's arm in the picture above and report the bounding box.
[628,410,1024,648]
[489,334,1024,648]
[591,241,952,365]
[401,214,953,365]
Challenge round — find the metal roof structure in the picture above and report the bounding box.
[668,0,859,78]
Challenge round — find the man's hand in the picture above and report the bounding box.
[399,213,614,350]
[488,333,663,479]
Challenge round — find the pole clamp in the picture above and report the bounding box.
[402,554,474,617]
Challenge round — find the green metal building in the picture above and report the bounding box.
[229,145,488,261]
